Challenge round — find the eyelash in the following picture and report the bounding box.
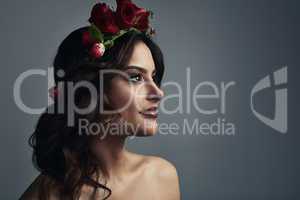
[128,73,156,84]
[129,73,144,83]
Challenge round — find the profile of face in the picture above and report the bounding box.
[105,41,164,137]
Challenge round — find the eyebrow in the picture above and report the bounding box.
[123,65,156,75]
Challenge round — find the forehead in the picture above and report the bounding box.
[127,41,155,72]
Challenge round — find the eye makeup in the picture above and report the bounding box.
[122,65,157,84]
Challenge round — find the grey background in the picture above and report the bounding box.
[1,0,299,199]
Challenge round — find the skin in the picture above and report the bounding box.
[20,41,181,200]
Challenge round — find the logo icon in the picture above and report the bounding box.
[250,67,288,133]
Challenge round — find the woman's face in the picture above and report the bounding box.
[106,41,164,137]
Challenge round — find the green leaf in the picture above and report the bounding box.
[89,24,104,43]
[104,40,114,49]
[119,29,128,35]
[129,27,141,33]
[103,35,113,41]
[109,29,129,43]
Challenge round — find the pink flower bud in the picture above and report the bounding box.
[49,86,59,99]
[89,42,105,58]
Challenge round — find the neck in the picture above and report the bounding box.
[91,134,129,180]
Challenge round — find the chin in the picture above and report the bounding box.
[135,121,158,137]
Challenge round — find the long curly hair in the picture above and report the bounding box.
[28,26,165,200]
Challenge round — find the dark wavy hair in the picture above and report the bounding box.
[28,26,165,200]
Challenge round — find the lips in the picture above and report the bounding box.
[139,106,158,119]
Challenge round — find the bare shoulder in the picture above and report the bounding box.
[144,156,178,176]
[141,155,181,199]
[128,152,177,172]
[19,174,59,200]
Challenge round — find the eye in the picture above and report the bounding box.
[128,73,144,83]
[152,74,159,84]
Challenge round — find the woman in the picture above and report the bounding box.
[20,1,180,200]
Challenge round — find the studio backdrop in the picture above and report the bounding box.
[0,0,299,199]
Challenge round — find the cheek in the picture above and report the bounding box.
[107,81,158,136]
[108,80,141,115]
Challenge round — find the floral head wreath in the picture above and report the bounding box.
[49,0,155,99]
[83,0,155,59]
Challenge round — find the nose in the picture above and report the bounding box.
[146,81,164,102]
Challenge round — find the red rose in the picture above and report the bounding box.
[116,0,131,4]
[89,3,119,34]
[116,0,150,31]
[133,9,150,31]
